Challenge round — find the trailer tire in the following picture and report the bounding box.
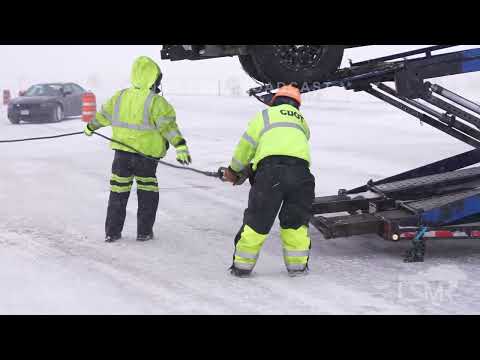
[238,55,269,84]
[248,45,345,85]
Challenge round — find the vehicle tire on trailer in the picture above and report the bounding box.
[50,104,64,123]
[238,55,269,84]
[247,45,345,85]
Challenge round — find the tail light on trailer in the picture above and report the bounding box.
[399,230,480,239]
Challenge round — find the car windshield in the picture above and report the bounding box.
[24,84,62,97]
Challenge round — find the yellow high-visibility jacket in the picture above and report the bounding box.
[230,104,311,172]
[89,56,185,158]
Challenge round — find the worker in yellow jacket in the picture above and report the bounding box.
[223,85,315,277]
[84,56,191,243]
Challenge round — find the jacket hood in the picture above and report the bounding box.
[131,56,162,90]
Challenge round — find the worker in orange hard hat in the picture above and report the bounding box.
[222,84,315,278]
[270,84,302,106]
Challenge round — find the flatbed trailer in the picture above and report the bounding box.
[249,45,480,262]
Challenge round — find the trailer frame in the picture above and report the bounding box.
[249,45,480,262]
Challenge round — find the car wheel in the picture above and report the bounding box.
[9,117,20,124]
[247,45,345,85]
[51,104,64,123]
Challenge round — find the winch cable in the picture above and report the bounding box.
[0,130,223,179]
[0,131,84,143]
[91,131,222,178]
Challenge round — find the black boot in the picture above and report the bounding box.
[229,265,252,278]
[105,234,122,243]
[287,264,309,277]
[287,268,309,277]
[137,233,154,242]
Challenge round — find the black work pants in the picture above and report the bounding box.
[232,156,316,271]
[105,150,159,237]
[239,156,315,236]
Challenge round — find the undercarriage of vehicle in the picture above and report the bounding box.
[160,45,350,85]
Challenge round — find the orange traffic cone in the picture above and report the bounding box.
[82,92,96,123]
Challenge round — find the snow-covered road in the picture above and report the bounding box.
[1,94,479,314]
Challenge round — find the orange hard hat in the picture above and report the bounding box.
[271,84,302,106]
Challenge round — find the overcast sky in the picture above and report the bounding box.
[1,45,479,97]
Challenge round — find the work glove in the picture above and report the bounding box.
[223,167,241,185]
[176,144,192,165]
[84,124,94,137]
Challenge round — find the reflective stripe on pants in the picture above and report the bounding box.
[281,226,311,271]
[136,175,159,192]
[233,225,267,272]
[110,173,134,193]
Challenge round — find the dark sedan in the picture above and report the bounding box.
[7,83,86,124]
